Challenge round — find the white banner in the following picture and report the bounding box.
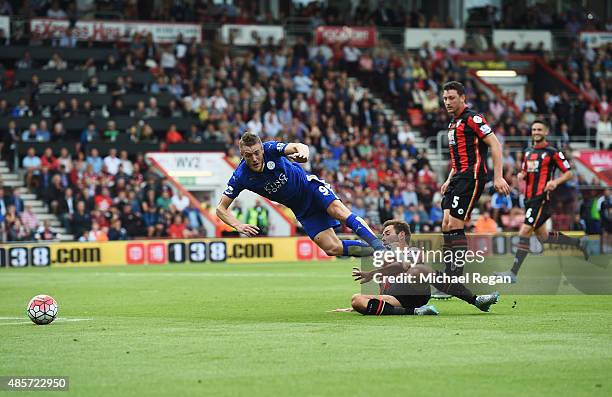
[146,152,229,189]
[493,30,552,51]
[146,152,294,237]
[30,18,202,43]
[220,24,284,46]
[580,31,612,49]
[404,28,465,49]
[0,16,9,39]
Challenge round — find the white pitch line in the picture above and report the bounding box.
[0,317,92,326]
[105,272,347,278]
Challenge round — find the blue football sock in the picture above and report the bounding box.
[345,214,385,251]
[341,240,374,257]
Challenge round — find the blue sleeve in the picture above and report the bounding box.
[223,171,244,199]
[263,141,288,159]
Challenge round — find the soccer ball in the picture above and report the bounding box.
[27,295,58,325]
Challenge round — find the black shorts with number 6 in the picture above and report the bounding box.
[442,178,485,221]
[523,196,551,228]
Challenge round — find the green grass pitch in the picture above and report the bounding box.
[1,261,611,397]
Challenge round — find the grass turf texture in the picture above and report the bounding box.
[1,261,611,397]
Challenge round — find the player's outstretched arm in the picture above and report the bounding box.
[483,134,510,195]
[283,143,310,163]
[216,195,260,237]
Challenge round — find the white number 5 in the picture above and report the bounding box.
[452,196,460,208]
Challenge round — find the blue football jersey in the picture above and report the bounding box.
[223,141,317,218]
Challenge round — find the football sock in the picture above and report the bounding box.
[544,231,580,247]
[511,236,530,275]
[447,228,469,274]
[341,240,374,257]
[365,298,412,315]
[346,213,385,251]
[434,229,477,305]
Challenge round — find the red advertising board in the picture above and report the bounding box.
[315,26,377,48]
[574,150,612,185]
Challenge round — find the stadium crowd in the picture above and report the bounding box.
[0,2,610,241]
[1,0,609,30]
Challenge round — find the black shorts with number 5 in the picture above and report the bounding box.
[523,196,551,228]
[442,178,485,221]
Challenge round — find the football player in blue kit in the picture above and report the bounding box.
[216,132,385,257]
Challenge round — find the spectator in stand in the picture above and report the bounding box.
[8,218,30,241]
[12,99,29,118]
[247,110,263,135]
[40,147,59,171]
[108,219,128,240]
[474,211,499,233]
[597,112,612,149]
[94,187,113,212]
[19,204,38,232]
[166,124,184,143]
[70,201,91,239]
[103,120,120,143]
[156,189,172,210]
[36,121,51,142]
[87,148,103,174]
[21,124,38,142]
[34,220,60,241]
[171,191,190,212]
[104,148,121,176]
[87,221,108,242]
[584,104,600,138]
[168,214,188,238]
[45,53,67,70]
[57,147,73,173]
[22,147,41,190]
[80,123,99,147]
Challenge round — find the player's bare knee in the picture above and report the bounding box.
[351,295,366,312]
[327,200,349,221]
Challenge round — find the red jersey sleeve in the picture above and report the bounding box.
[553,150,571,173]
[467,114,493,139]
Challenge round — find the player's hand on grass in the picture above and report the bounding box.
[544,180,558,192]
[331,308,354,312]
[440,180,451,194]
[234,223,260,237]
[494,176,511,195]
[352,267,373,284]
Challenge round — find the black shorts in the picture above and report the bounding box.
[392,293,431,310]
[524,196,551,228]
[442,178,486,221]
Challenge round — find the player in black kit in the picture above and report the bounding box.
[495,120,590,282]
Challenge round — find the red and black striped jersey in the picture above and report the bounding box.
[522,143,571,200]
[447,106,493,179]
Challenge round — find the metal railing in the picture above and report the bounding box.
[432,130,598,161]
